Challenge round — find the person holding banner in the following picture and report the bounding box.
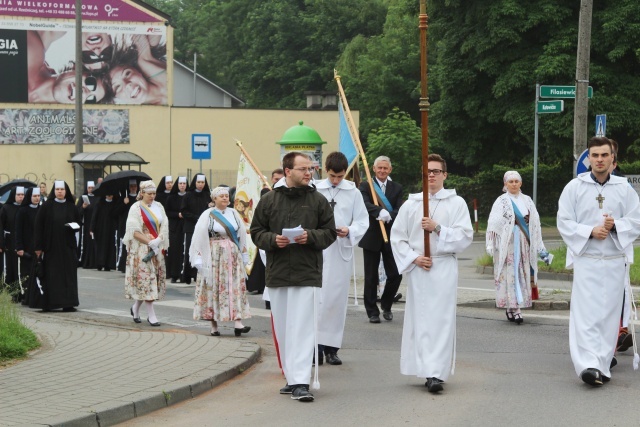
[180,175,213,284]
[486,171,546,324]
[123,181,169,327]
[316,152,368,365]
[390,154,473,393]
[190,186,251,337]
[359,156,404,323]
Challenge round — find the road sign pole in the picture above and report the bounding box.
[200,159,202,173]
[533,83,539,206]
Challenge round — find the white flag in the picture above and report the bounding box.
[235,153,265,274]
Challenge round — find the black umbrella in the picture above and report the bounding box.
[93,170,151,197]
[0,179,37,204]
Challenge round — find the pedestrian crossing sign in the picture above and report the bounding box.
[595,115,606,137]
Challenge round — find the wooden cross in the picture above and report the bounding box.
[596,194,605,209]
[329,199,337,210]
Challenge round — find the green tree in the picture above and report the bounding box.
[365,108,423,194]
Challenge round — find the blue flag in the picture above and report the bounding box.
[339,100,358,172]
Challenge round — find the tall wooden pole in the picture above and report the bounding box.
[573,0,593,176]
[335,70,389,243]
[419,0,431,256]
[235,140,272,190]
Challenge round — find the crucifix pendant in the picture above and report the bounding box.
[596,194,605,209]
[329,199,336,210]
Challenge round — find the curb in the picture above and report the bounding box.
[459,299,570,310]
[38,344,262,427]
[475,265,573,282]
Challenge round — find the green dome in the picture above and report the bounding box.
[276,121,326,145]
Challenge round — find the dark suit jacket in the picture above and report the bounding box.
[358,179,403,251]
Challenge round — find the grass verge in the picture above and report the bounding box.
[477,244,640,285]
[0,289,40,363]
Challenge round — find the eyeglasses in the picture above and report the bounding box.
[292,167,315,173]
[427,169,444,175]
[81,45,114,64]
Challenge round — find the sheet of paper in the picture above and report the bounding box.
[282,225,304,243]
[65,222,81,231]
[82,195,90,204]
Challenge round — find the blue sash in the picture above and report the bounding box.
[511,201,532,305]
[373,180,393,212]
[210,210,240,248]
[511,201,530,242]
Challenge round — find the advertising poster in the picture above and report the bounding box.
[0,108,130,144]
[0,0,163,22]
[0,19,167,105]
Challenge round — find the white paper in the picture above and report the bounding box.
[82,195,90,204]
[66,222,81,231]
[282,225,304,243]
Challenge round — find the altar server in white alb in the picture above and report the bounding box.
[315,152,369,366]
[558,136,640,387]
[391,154,473,393]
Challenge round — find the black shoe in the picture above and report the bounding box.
[394,292,402,302]
[62,307,77,312]
[104,268,111,272]
[326,353,342,365]
[506,310,515,322]
[130,307,142,323]
[580,368,604,386]
[234,326,251,337]
[610,356,618,369]
[602,375,611,383]
[280,383,294,394]
[382,310,393,321]
[426,377,443,393]
[265,301,271,310]
[617,332,634,352]
[170,278,177,284]
[291,386,314,402]
[210,331,220,336]
[313,353,324,366]
[514,313,523,325]
[369,315,381,324]
[147,318,161,327]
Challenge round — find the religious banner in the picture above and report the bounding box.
[0,108,130,144]
[338,101,358,174]
[0,0,164,22]
[0,19,167,105]
[235,152,265,275]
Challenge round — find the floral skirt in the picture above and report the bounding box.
[124,237,166,301]
[494,229,532,309]
[193,237,250,322]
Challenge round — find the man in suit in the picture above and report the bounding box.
[359,156,403,323]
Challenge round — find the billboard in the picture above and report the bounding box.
[0,19,167,105]
[0,108,130,144]
[0,0,164,22]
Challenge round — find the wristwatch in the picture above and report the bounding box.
[434,224,441,234]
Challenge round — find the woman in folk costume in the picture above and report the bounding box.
[486,171,547,324]
[124,180,169,326]
[190,186,251,337]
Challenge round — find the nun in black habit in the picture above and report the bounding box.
[0,186,26,288]
[33,180,81,312]
[180,174,212,284]
[155,176,173,208]
[77,181,97,269]
[90,194,119,271]
[165,176,188,282]
[15,187,41,305]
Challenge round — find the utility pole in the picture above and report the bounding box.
[573,0,593,176]
[74,0,84,196]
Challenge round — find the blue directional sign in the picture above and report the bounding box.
[595,114,606,137]
[576,149,590,175]
[192,134,212,160]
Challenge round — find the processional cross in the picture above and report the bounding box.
[596,194,605,209]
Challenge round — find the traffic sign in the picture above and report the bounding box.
[537,100,564,114]
[192,134,211,160]
[540,85,593,99]
[595,114,606,137]
[576,149,590,175]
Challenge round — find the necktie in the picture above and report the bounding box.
[381,183,386,194]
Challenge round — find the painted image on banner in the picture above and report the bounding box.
[0,20,167,105]
[0,108,130,144]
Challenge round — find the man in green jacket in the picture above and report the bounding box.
[251,152,336,403]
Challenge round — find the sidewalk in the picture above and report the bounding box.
[0,312,260,427]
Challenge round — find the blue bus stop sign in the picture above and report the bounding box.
[192,134,212,160]
[576,149,589,175]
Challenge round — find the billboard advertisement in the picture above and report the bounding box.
[0,0,164,22]
[0,19,167,105]
[0,108,130,144]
